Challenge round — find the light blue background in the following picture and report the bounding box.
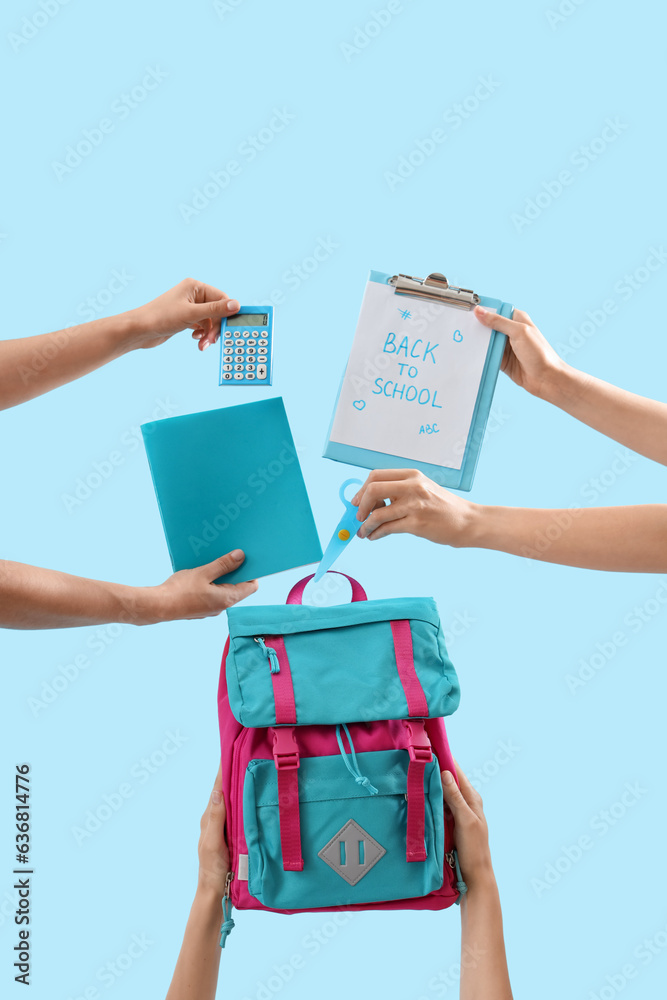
[1,1,666,998]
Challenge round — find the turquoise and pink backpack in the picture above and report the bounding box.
[217,573,465,944]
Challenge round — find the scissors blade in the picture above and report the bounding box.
[312,508,360,582]
[313,539,343,582]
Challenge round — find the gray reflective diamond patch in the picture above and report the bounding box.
[318,819,386,885]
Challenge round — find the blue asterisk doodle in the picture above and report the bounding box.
[397,307,412,320]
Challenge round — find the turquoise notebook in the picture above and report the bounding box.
[141,398,322,584]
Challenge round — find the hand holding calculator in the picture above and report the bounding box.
[219,306,274,385]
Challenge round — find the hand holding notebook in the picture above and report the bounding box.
[142,397,322,585]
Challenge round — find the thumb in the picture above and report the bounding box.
[209,768,226,821]
[200,549,246,581]
[441,769,470,821]
[191,296,239,321]
[202,790,227,849]
[208,792,226,836]
[473,304,501,329]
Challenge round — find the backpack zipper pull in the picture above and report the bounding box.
[254,637,280,674]
[219,872,235,948]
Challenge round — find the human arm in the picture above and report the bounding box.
[474,306,667,466]
[352,470,667,572]
[0,549,257,629]
[441,765,513,1000]
[0,279,239,410]
[166,768,230,1000]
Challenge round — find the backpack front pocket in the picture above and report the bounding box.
[242,749,445,910]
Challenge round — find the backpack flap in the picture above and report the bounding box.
[225,596,459,727]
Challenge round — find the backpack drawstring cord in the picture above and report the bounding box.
[335,723,378,795]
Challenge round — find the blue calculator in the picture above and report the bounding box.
[219,306,274,385]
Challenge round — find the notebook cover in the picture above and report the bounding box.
[142,397,322,584]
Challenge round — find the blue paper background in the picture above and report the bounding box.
[1,1,666,998]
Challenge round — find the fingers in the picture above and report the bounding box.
[196,320,216,351]
[365,516,410,542]
[356,498,387,534]
[359,499,411,538]
[454,764,475,802]
[187,282,240,350]
[190,550,259,615]
[185,579,258,620]
[198,549,258,601]
[218,579,259,608]
[356,477,417,522]
[208,766,225,819]
[200,766,227,860]
[193,318,218,351]
[351,469,416,507]
[453,759,484,814]
[356,482,395,522]
[200,765,223,830]
[441,769,473,823]
[500,335,513,373]
[195,298,240,350]
[367,517,412,542]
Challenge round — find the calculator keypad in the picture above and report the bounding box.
[220,321,272,385]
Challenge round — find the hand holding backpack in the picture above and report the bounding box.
[217,573,466,944]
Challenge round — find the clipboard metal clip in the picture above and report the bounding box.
[389,272,480,311]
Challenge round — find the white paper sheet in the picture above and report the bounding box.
[329,280,495,471]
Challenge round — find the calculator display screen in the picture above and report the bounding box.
[227,313,268,327]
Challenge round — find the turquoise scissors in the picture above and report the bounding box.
[313,479,367,582]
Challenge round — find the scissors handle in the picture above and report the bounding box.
[312,479,365,582]
[338,478,363,511]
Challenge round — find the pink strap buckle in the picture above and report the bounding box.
[272,727,300,770]
[406,720,433,764]
[271,727,304,871]
[404,719,431,864]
